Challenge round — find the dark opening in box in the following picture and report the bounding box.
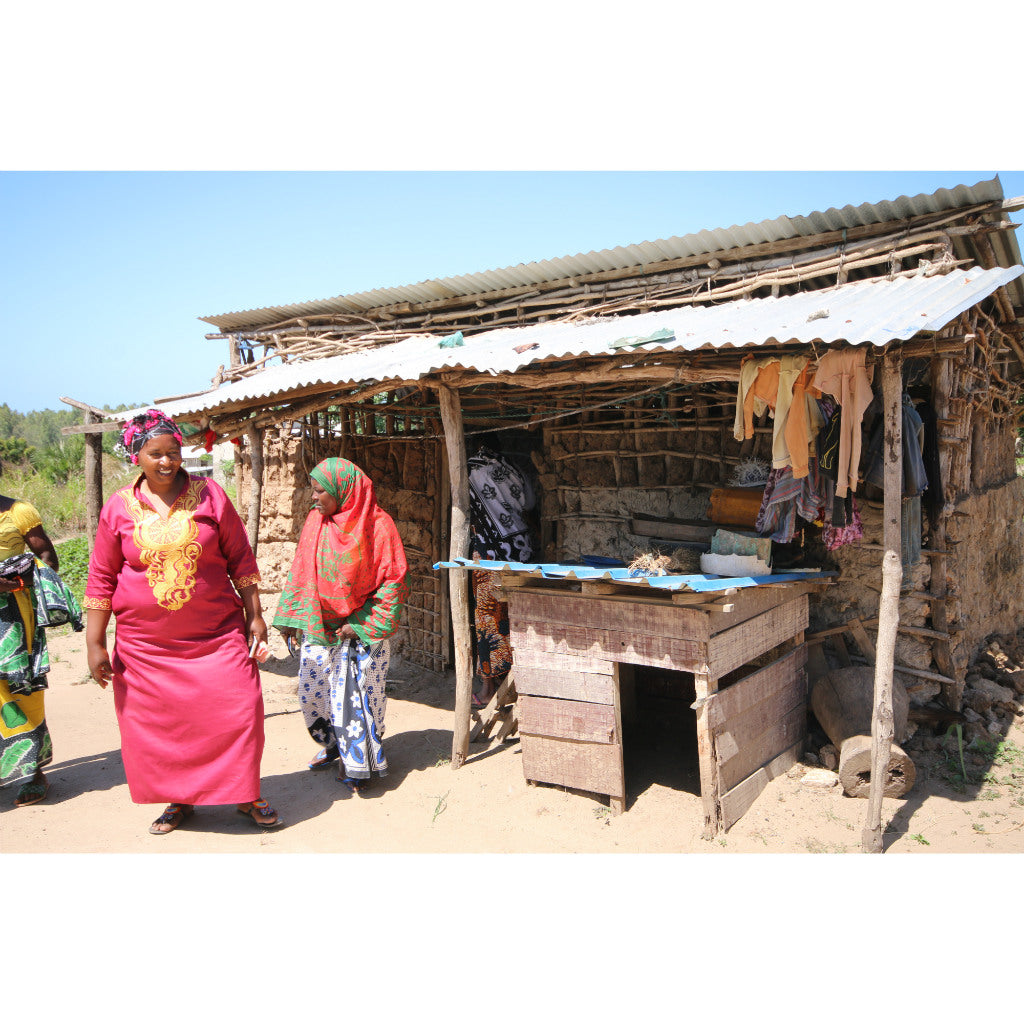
[620,664,702,802]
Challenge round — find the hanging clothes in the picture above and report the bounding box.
[810,348,874,497]
[815,396,855,528]
[815,396,842,483]
[733,355,779,443]
[734,354,823,477]
[785,359,825,479]
[917,401,944,526]
[863,392,929,497]
[755,458,829,544]
[822,494,864,550]
[467,447,536,562]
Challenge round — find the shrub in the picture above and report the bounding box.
[1,456,135,539]
[55,536,90,606]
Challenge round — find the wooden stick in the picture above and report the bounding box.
[863,348,903,854]
[59,396,108,417]
[437,384,473,769]
[83,409,103,552]
[246,422,264,555]
[60,421,123,435]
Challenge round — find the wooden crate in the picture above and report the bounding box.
[508,588,807,678]
[515,652,625,808]
[506,585,809,832]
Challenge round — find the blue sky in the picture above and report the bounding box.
[2,6,1022,418]
[4,169,1024,414]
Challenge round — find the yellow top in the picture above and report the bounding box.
[0,500,42,560]
[0,499,42,657]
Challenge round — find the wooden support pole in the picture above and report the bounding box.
[61,421,125,435]
[246,422,264,555]
[437,384,473,769]
[60,398,106,551]
[693,668,721,839]
[83,410,103,552]
[862,349,903,854]
[59,396,107,417]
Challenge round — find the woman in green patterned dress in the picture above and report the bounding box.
[0,493,61,806]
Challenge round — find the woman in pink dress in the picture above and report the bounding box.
[84,410,282,835]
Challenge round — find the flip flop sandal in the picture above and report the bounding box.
[308,746,339,770]
[237,797,282,829]
[149,803,194,835]
[340,777,366,796]
[14,778,50,808]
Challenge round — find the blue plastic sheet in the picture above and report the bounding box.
[432,557,833,594]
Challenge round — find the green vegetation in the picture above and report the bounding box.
[1,402,139,542]
[1,458,136,539]
[1,401,145,487]
[944,723,969,785]
[0,438,33,464]
[54,536,91,606]
[935,727,1024,797]
[972,736,1024,768]
[431,791,449,824]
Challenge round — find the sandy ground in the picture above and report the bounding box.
[3,625,1024,855]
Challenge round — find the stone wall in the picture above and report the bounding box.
[945,475,1024,658]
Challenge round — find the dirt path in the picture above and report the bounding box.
[4,626,1023,854]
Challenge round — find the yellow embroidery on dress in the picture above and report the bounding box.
[117,479,205,610]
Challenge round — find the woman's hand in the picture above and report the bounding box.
[87,642,113,688]
[334,623,358,641]
[246,611,268,647]
[0,578,23,593]
[276,626,301,658]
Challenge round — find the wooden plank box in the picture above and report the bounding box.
[515,651,617,705]
[518,684,625,801]
[707,646,808,830]
[509,589,807,678]
[506,583,809,829]
[520,736,625,800]
[519,694,618,744]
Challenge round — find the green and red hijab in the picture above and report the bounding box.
[273,459,408,645]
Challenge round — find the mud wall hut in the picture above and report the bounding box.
[124,177,1024,722]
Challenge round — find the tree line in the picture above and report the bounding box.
[0,402,141,483]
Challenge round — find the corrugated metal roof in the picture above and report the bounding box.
[149,265,1023,421]
[199,177,1016,332]
[433,558,834,594]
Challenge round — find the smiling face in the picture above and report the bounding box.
[310,478,339,517]
[137,434,183,491]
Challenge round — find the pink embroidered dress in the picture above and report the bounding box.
[84,472,264,805]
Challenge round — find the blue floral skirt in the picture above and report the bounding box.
[299,639,389,779]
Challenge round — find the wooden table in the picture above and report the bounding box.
[505,577,810,837]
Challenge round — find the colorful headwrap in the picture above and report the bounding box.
[272,458,409,645]
[120,409,184,464]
